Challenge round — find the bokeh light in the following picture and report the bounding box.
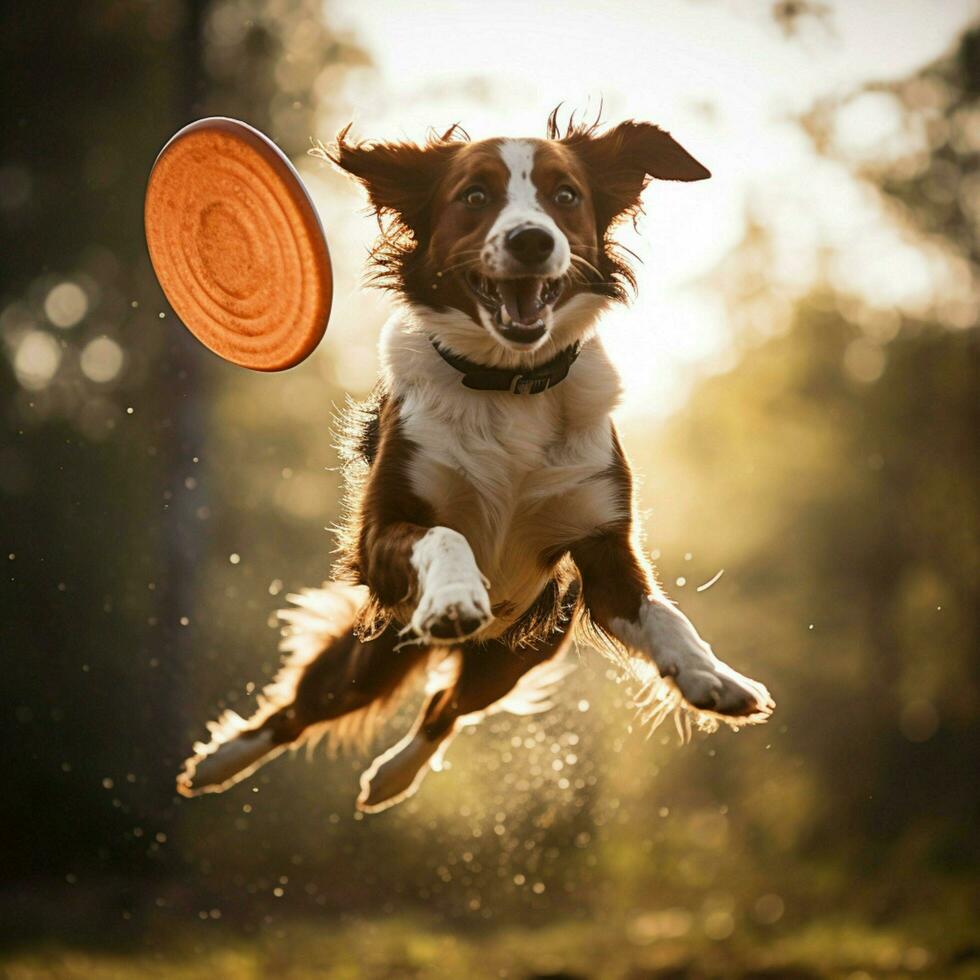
[79,335,124,383]
[43,281,88,329]
[13,329,61,389]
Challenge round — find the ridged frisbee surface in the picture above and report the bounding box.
[145,117,331,371]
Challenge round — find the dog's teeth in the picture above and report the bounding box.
[499,307,512,326]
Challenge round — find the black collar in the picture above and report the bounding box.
[431,339,581,394]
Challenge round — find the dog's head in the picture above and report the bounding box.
[326,114,709,357]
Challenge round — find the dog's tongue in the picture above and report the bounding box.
[498,278,544,325]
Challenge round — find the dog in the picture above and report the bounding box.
[177,112,774,813]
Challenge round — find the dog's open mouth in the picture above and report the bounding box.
[465,272,565,345]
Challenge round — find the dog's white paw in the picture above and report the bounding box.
[617,601,774,725]
[672,657,774,723]
[411,581,493,642]
[409,526,493,643]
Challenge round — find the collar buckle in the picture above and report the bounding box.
[510,373,551,395]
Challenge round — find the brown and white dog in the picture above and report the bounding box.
[177,114,774,812]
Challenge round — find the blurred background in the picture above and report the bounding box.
[1,1,978,977]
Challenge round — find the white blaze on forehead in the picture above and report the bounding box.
[499,140,542,215]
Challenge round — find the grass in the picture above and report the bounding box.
[2,912,977,979]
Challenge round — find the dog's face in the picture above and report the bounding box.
[331,118,710,355]
[424,138,601,349]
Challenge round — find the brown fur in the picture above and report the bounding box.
[251,622,431,749]
[419,623,575,742]
[347,394,434,628]
[569,426,651,627]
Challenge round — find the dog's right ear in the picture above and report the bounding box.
[561,120,710,233]
[313,125,461,239]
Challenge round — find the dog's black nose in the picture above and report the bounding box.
[505,227,554,266]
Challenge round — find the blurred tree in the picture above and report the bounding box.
[0,0,214,896]
[630,305,978,880]
[616,24,980,917]
[0,0,367,926]
[806,25,980,275]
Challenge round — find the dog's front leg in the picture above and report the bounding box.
[408,526,494,641]
[572,531,773,722]
[363,522,493,642]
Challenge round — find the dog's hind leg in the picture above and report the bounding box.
[177,585,430,796]
[357,627,574,813]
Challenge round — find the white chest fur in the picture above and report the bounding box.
[382,308,627,628]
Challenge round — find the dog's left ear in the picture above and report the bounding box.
[318,125,461,240]
[566,120,710,229]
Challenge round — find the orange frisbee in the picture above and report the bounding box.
[145,117,331,371]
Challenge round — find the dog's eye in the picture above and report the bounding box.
[462,185,490,208]
[554,185,579,206]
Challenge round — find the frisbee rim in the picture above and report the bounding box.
[145,116,332,372]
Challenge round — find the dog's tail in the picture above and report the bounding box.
[177,582,425,797]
